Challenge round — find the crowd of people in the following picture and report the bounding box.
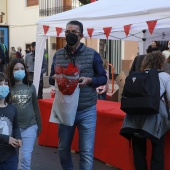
[0,19,170,170]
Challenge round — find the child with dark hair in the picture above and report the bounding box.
[7,59,42,170]
[0,72,22,170]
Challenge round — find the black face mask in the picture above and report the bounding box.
[66,33,78,46]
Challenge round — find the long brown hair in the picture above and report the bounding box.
[141,51,165,71]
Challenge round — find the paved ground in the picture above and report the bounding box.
[31,139,120,170]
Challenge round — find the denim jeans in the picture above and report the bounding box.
[58,105,97,170]
[18,124,38,170]
[0,154,18,170]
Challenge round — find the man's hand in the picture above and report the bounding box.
[78,77,92,87]
[52,74,57,80]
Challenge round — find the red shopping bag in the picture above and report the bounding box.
[55,63,79,95]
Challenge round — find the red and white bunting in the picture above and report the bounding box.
[56,27,62,37]
[146,20,157,34]
[87,28,94,38]
[103,27,112,39]
[124,24,132,37]
[43,25,49,35]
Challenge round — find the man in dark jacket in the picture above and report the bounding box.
[25,42,48,99]
[49,20,107,170]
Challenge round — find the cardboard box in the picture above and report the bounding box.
[107,88,119,102]
[122,60,133,71]
[115,71,129,101]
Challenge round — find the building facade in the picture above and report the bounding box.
[4,0,138,76]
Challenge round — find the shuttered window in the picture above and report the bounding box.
[27,0,38,7]
[106,40,122,74]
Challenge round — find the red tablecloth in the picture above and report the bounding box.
[38,98,170,170]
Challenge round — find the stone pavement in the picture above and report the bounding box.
[31,139,120,170]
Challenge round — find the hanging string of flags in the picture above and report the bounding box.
[42,19,158,38]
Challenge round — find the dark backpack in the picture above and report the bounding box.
[120,69,161,114]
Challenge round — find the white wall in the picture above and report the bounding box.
[8,0,39,54]
[0,0,7,24]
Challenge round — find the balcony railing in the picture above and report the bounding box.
[39,0,81,17]
[39,5,78,17]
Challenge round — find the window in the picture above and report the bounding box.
[27,0,38,7]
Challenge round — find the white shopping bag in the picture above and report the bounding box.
[49,83,80,126]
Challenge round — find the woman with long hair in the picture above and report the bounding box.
[120,51,170,170]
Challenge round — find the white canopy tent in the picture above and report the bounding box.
[34,0,170,94]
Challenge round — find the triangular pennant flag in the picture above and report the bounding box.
[146,20,157,34]
[91,0,96,2]
[87,28,94,38]
[43,25,49,35]
[124,24,132,37]
[103,27,112,39]
[56,27,62,37]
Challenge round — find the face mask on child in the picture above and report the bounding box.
[168,45,170,49]
[0,85,9,99]
[13,70,26,81]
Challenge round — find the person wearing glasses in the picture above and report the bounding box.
[25,42,47,99]
[49,20,107,170]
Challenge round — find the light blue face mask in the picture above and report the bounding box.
[13,70,26,81]
[168,45,170,49]
[0,85,9,99]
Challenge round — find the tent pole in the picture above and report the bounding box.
[138,30,146,55]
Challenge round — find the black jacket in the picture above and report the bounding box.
[129,55,146,75]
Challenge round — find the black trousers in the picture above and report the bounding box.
[132,135,165,170]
